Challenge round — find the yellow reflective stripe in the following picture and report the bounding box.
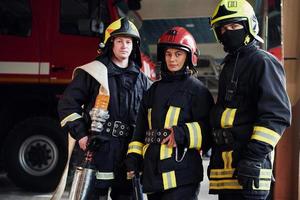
[60,113,82,127]
[160,144,172,160]
[160,106,181,160]
[251,126,281,147]
[253,180,271,190]
[210,179,242,190]
[96,171,114,180]
[220,108,237,128]
[186,122,202,149]
[209,179,271,190]
[260,169,272,179]
[210,168,235,179]
[222,151,233,169]
[164,106,180,128]
[162,171,177,190]
[210,168,272,180]
[127,141,144,155]
[142,144,150,158]
[148,108,152,130]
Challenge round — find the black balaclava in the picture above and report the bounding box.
[218,22,249,53]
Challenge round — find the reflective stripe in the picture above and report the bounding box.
[210,168,235,179]
[164,106,180,128]
[260,169,273,179]
[210,179,242,190]
[209,168,272,180]
[162,171,177,190]
[160,106,181,160]
[222,151,233,169]
[96,171,114,180]
[209,179,271,190]
[60,113,82,127]
[148,108,152,130]
[251,126,281,147]
[160,144,173,160]
[143,144,150,158]
[186,122,202,149]
[253,180,272,190]
[220,108,237,128]
[127,141,144,155]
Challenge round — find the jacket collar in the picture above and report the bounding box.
[222,41,258,63]
[96,56,140,76]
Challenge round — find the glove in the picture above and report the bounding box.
[125,154,142,173]
[234,159,261,190]
[86,133,107,152]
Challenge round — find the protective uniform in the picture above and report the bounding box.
[126,27,214,200]
[208,0,291,199]
[58,18,151,200]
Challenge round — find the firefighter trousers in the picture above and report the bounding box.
[218,192,269,200]
[147,183,200,200]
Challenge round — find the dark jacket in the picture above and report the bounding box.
[58,56,151,188]
[127,73,214,193]
[208,42,291,195]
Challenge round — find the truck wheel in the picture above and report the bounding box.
[3,117,67,192]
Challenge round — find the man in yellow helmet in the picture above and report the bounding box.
[58,17,151,200]
[208,0,291,199]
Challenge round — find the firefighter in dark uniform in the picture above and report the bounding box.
[58,18,151,200]
[208,0,291,199]
[126,26,214,200]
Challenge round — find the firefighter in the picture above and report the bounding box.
[208,0,291,199]
[126,26,214,200]
[58,17,151,200]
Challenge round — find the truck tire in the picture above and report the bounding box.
[3,117,68,192]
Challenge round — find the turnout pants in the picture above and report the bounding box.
[147,183,200,200]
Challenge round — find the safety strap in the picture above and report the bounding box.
[73,60,110,96]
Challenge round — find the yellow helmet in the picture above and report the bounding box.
[210,0,263,43]
[102,17,140,46]
[98,17,142,66]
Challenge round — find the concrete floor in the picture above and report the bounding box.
[0,160,218,200]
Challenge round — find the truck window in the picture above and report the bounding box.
[0,0,32,37]
[60,0,111,37]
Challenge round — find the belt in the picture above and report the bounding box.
[103,120,131,137]
[212,129,234,145]
[145,129,171,144]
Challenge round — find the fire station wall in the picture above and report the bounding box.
[274,0,300,199]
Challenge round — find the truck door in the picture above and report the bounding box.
[0,0,46,82]
[49,0,112,82]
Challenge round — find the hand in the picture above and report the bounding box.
[78,136,88,151]
[234,159,261,190]
[161,128,177,148]
[127,171,135,179]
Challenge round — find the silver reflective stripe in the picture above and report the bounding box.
[96,171,114,180]
[221,108,237,128]
[260,169,272,179]
[251,126,281,147]
[162,171,177,190]
[186,122,202,149]
[60,113,82,127]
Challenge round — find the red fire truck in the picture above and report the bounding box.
[0,0,155,192]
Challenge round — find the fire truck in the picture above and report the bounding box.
[0,0,155,192]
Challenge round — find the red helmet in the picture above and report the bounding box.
[157,27,199,67]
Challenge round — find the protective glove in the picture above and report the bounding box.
[125,154,142,174]
[234,159,261,190]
